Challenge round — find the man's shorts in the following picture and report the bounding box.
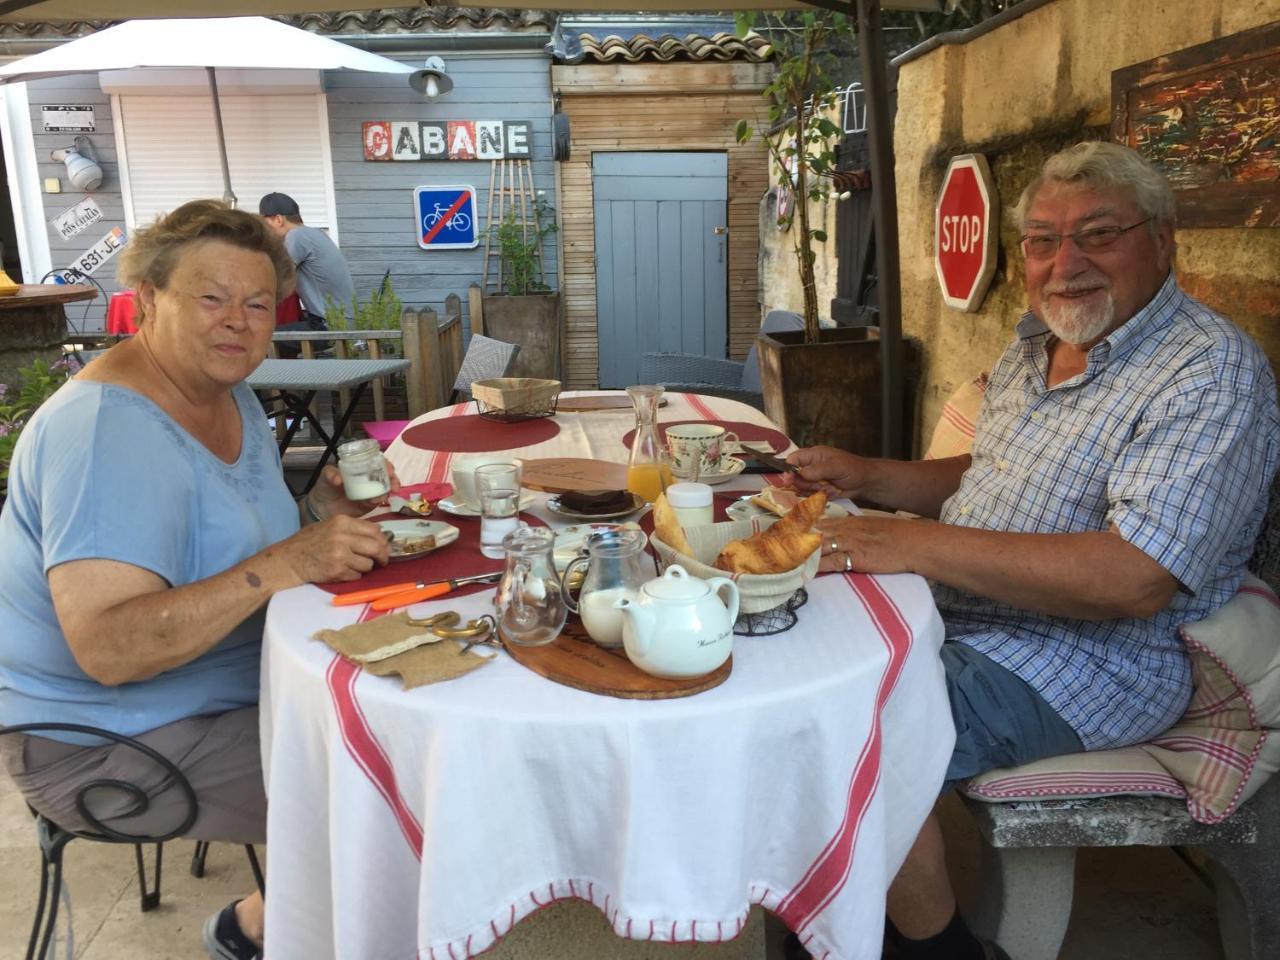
[0,707,266,845]
[941,641,1084,792]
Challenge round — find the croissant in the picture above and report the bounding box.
[714,491,826,575]
[652,492,694,557]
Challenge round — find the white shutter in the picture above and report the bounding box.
[119,93,331,231]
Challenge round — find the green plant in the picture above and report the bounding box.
[489,196,557,297]
[736,10,851,343]
[324,279,404,355]
[0,356,80,497]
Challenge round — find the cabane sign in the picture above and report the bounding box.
[363,120,532,162]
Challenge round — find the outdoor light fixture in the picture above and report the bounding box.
[50,135,103,191]
[409,56,452,99]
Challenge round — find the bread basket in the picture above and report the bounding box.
[471,377,561,422]
[649,516,820,621]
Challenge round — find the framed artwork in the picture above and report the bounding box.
[1111,21,1280,228]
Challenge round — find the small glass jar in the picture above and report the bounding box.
[336,438,390,501]
[665,482,714,527]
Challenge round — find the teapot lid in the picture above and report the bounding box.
[643,564,709,600]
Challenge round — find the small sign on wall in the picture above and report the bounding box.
[42,105,95,132]
[51,195,103,242]
[53,226,126,281]
[364,120,531,161]
[414,185,478,250]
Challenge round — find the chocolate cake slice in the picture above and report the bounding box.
[559,488,634,515]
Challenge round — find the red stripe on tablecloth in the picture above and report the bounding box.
[325,652,425,858]
[1239,584,1280,608]
[684,393,718,421]
[423,402,473,485]
[776,572,913,933]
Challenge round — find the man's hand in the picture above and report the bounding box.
[786,446,869,500]
[817,515,928,575]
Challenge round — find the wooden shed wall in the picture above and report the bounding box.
[552,61,772,389]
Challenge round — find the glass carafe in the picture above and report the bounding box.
[495,526,568,647]
[626,384,673,503]
[560,527,652,648]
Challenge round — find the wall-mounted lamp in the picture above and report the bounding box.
[50,135,103,192]
[409,56,453,99]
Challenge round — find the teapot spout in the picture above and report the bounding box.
[615,596,654,656]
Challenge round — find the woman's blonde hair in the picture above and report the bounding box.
[117,199,295,324]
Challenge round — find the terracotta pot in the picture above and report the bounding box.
[757,326,882,455]
[480,293,561,380]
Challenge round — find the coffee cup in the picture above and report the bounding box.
[451,454,518,510]
[665,424,739,479]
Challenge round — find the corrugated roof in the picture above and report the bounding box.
[572,31,772,63]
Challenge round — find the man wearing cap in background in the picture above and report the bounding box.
[259,192,354,356]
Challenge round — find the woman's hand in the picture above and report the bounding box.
[786,446,867,500]
[271,514,391,584]
[306,461,402,521]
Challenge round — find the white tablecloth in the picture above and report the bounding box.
[261,392,954,960]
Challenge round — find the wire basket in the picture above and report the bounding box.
[471,377,561,422]
[734,587,808,637]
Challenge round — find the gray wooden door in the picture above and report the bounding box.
[593,152,728,388]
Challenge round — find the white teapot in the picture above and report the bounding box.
[615,565,739,679]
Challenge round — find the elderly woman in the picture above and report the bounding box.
[0,200,390,960]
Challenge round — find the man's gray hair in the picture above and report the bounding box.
[1012,141,1176,229]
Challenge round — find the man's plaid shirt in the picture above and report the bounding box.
[935,276,1280,749]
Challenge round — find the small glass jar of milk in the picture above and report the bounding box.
[336,438,391,501]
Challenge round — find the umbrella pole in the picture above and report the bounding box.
[206,66,237,208]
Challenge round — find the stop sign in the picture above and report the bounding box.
[935,154,999,312]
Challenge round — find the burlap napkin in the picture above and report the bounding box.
[314,612,494,689]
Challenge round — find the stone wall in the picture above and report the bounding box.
[894,0,1280,454]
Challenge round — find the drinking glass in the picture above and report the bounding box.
[476,462,522,559]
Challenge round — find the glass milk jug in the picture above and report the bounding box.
[625,384,672,503]
[495,526,568,647]
[559,527,651,648]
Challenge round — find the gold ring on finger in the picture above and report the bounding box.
[828,540,839,553]
[843,553,853,572]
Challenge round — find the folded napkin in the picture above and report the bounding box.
[314,612,493,689]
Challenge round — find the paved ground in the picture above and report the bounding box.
[0,774,1226,960]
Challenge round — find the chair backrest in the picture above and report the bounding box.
[452,335,520,399]
[1248,474,1280,595]
[741,310,805,393]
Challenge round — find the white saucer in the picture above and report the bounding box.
[724,494,850,523]
[377,519,460,560]
[552,521,644,572]
[695,456,747,486]
[438,491,538,517]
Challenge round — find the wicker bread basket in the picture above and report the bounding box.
[471,377,561,420]
[649,516,820,615]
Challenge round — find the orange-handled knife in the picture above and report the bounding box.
[332,578,432,607]
[369,571,502,612]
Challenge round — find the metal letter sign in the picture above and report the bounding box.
[935,154,999,312]
[414,185,478,250]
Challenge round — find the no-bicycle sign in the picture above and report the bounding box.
[414,185,478,251]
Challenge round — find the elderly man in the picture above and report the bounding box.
[789,141,1279,960]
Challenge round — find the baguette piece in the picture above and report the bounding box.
[714,491,826,575]
[652,492,694,557]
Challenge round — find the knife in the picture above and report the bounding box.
[368,571,503,612]
[748,450,797,473]
[332,571,501,608]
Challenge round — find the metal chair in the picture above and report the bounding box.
[451,334,521,401]
[0,722,263,960]
[638,310,805,410]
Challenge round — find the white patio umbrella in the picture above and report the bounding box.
[0,16,414,207]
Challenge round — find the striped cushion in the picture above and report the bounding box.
[965,575,1280,823]
[924,374,987,460]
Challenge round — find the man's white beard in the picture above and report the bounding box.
[1040,290,1115,345]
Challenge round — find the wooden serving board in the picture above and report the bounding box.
[503,619,731,699]
[520,457,628,494]
[557,395,667,413]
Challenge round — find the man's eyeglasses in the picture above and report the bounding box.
[1019,217,1153,260]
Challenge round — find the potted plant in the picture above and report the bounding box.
[324,277,409,420]
[480,196,560,380]
[735,10,883,455]
[1,355,80,507]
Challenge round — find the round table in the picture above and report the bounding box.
[261,393,953,960]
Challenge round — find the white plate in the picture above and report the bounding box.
[377,519,460,560]
[696,456,747,485]
[552,522,644,572]
[724,494,851,523]
[437,491,538,517]
[546,492,645,521]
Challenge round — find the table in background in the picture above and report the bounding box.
[246,357,409,495]
[261,392,953,960]
[0,283,95,387]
